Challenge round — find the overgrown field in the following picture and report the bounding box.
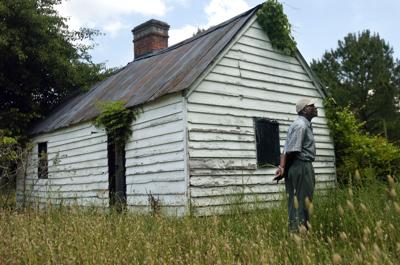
[1,180,399,265]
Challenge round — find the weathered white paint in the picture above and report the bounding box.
[125,93,187,214]
[186,18,336,214]
[17,93,187,216]
[16,122,108,207]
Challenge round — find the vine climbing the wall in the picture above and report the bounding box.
[257,0,297,56]
[94,101,141,145]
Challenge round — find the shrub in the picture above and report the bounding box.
[324,98,400,184]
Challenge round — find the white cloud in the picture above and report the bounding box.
[168,0,249,47]
[169,25,198,45]
[57,0,168,32]
[204,0,249,27]
[104,21,128,38]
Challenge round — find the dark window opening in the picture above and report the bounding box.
[38,142,48,179]
[254,118,280,167]
[108,137,126,210]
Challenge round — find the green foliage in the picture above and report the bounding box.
[324,98,400,184]
[0,0,115,140]
[0,130,29,195]
[94,101,140,145]
[256,0,297,56]
[311,30,400,143]
[0,134,17,164]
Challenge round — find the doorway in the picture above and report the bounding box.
[107,137,126,209]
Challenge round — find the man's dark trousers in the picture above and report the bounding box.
[285,159,315,231]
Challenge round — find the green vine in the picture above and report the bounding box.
[256,0,297,56]
[94,101,140,145]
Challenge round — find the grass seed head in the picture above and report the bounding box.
[394,202,400,214]
[307,202,314,216]
[355,253,363,263]
[299,224,307,235]
[363,227,371,236]
[360,243,366,252]
[376,227,383,240]
[363,227,371,243]
[354,169,361,181]
[373,243,381,257]
[332,253,342,264]
[306,221,312,231]
[338,205,344,217]
[346,200,355,212]
[292,234,302,245]
[339,232,348,241]
[293,196,299,209]
[360,203,368,213]
[388,188,397,199]
[348,188,353,198]
[387,175,395,187]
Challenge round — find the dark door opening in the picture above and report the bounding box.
[107,137,127,209]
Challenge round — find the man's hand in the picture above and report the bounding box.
[273,166,284,183]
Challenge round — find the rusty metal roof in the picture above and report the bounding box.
[31,6,260,135]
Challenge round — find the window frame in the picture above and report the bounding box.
[254,118,281,167]
[38,142,48,179]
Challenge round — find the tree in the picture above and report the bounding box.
[311,30,400,142]
[0,0,114,140]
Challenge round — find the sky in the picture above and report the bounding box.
[57,0,400,69]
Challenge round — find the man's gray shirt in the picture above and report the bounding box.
[284,116,316,161]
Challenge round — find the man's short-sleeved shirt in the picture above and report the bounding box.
[284,116,316,161]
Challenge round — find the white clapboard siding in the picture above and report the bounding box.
[190,173,335,188]
[193,201,281,216]
[186,19,336,214]
[20,196,109,207]
[189,166,336,176]
[125,93,187,213]
[126,205,187,216]
[16,122,108,207]
[192,193,284,209]
[127,194,187,206]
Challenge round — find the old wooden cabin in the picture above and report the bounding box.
[17,5,336,215]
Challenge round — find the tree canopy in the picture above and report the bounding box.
[311,30,400,143]
[0,0,114,140]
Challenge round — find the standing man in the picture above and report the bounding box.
[274,98,318,232]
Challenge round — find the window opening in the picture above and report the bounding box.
[38,142,48,179]
[254,118,280,167]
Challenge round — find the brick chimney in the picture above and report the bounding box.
[132,19,170,59]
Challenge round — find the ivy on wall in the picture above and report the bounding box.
[94,101,141,145]
[256,0,297,56]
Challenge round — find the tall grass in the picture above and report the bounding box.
[1,180,399,264]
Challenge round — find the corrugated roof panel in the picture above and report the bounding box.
[30,6,259,135]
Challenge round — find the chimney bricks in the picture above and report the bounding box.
[132,19,170,59]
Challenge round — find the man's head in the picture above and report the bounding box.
[296,98,318,120]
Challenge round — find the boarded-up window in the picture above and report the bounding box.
[254,118,280,167]
[38,142,48,179]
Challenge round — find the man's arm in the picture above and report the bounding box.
[273,152,297,182]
